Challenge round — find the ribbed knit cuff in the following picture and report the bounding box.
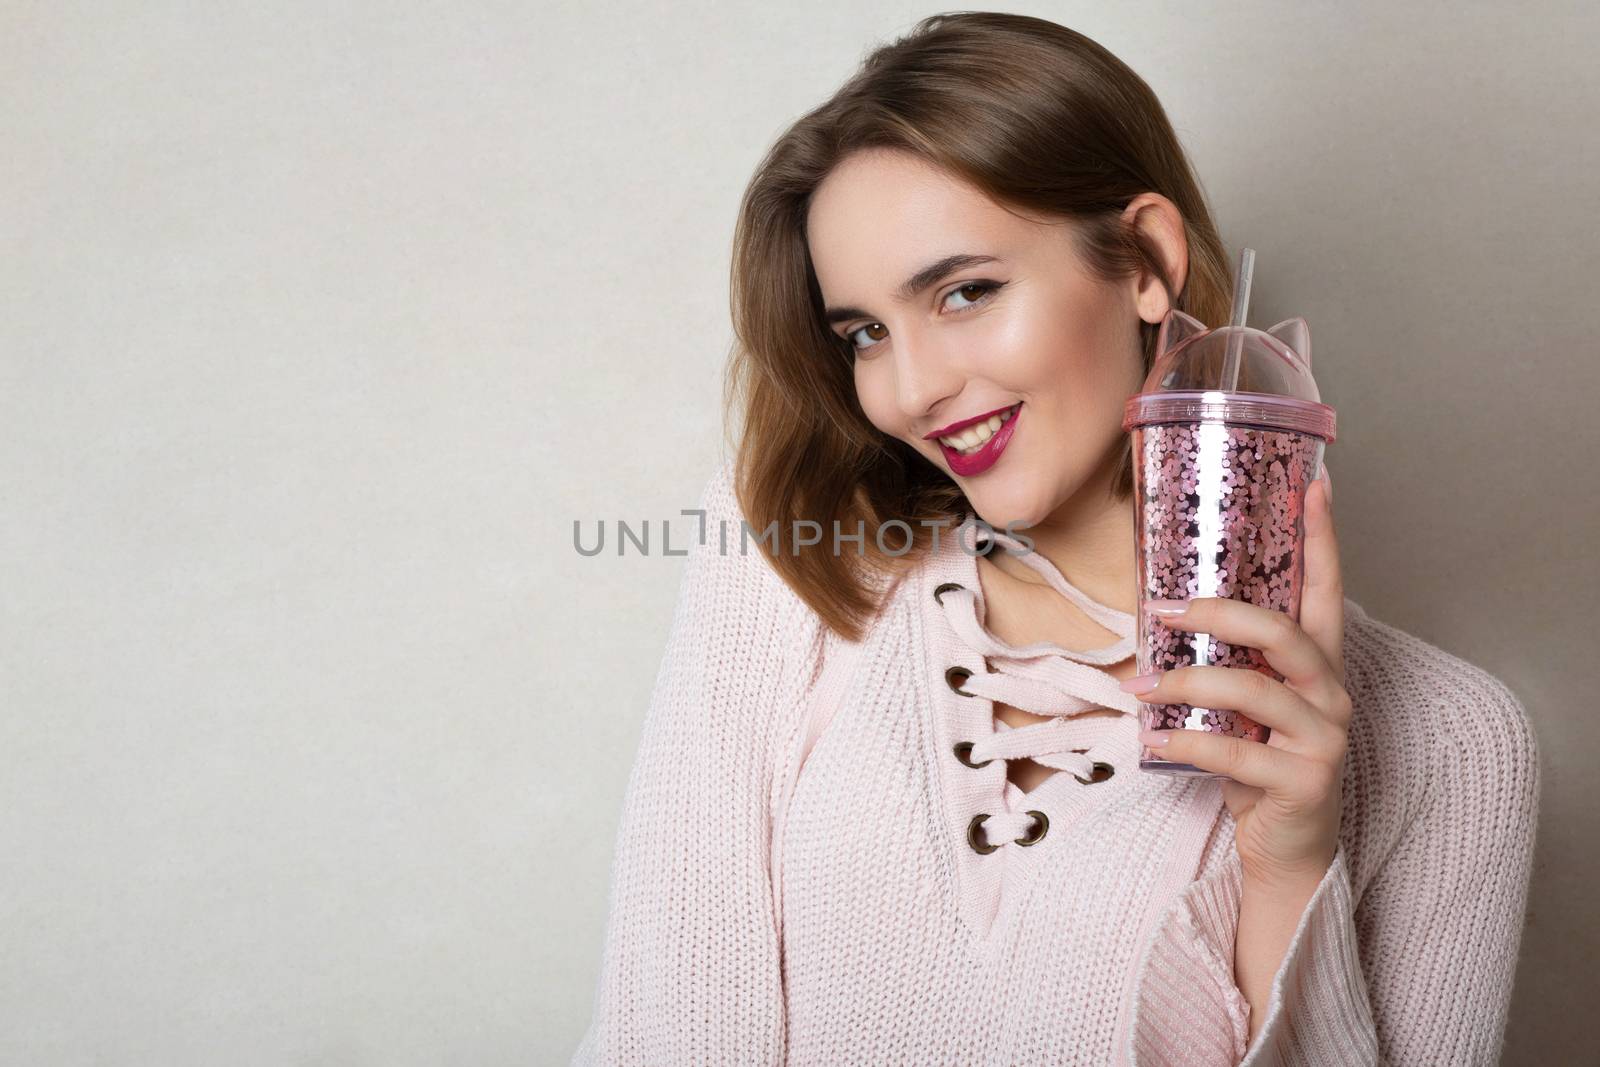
[1130,844,1379,1066]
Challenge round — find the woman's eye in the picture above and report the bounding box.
[845,321,890,353]
[943,281,1000,312]
[843,280,1005,356]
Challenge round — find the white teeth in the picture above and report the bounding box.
[939,404,1018,455]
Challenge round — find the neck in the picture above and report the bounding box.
[990,446,1139,617]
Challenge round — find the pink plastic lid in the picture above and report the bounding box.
[1121,308,1336,443]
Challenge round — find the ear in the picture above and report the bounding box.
[1265,317,1311,368]
[1155,308,1208,358]
[1121,193,1189,323]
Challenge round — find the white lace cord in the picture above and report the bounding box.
[937,562,1141,848]
[973,525,1138,653]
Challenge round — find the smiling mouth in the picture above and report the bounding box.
[936,403,1021,455]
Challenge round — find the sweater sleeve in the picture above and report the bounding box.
[1129,676,1539,1067]
[570,460,812,1066]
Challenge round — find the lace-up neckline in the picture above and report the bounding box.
[926,519,1151,856]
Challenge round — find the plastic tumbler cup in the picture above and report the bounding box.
[1120,249,1337,778]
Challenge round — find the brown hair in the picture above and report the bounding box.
[723,11,1235,642]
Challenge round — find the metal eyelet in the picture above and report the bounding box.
[1015,810,1049,847]
[944,666,974,696]
[952,741,993,769]
[1073,761,1116,785]
[933,581,965,605]
[967,813,1000,854]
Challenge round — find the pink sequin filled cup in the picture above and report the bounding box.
[1121,251,1336,779]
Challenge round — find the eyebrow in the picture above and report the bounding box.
[822,253,1000,326]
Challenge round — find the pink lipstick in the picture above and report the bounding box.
[935,402,1021,477]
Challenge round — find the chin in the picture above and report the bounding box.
[963,478,1059,537]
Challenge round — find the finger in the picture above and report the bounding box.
[1147,595,1343,710]
[1139,725,1324,795]
[1297,465,1346,687]
[1126,664,1343,758]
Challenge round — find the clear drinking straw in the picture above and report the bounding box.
[1222,247,1255,391]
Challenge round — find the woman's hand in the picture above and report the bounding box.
[1120,467,1349,891]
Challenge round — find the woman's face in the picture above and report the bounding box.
[806,148,1182,533]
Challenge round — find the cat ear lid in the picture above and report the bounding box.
[1265,317,1311,369]
[1154,308,1207,358]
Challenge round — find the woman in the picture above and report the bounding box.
[573,13,1538,1066]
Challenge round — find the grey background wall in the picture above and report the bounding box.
[3,2,1593,1064]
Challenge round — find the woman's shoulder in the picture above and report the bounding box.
[1341,597,1535,752]
[694,455,909,641]
[1337,597,1540,877]
[688,456,841,668]
[687,457,808,604]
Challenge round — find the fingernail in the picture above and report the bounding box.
[1118,672,1163,694]
[1145,599,1189,617]
[1317,464,1333,504]
[1139,728,1171,748]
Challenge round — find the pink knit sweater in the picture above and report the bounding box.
[572,460,1539,1066]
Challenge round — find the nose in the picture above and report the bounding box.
[891,332,964,422]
